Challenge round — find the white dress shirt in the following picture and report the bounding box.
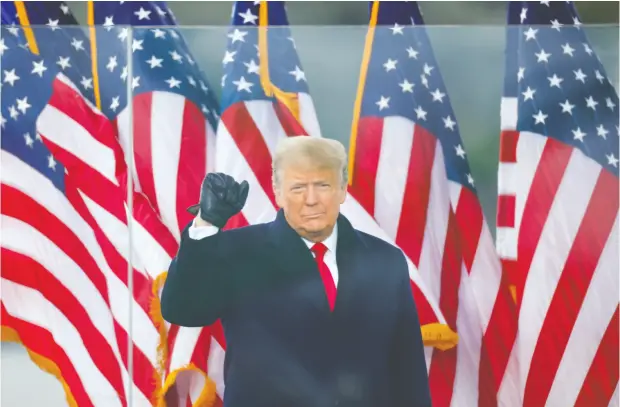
[188,217,340,287]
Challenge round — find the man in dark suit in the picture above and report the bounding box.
[161,136,432,407]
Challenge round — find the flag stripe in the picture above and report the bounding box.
[574,307,619,407]
[524,166,618,406]
[1,303,94,407]
[349,117,383,216]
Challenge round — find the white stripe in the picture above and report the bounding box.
[417,143,449,303]
[374,116,413,239]
[208,339,227,398]
[496,131,546,260]
[245,100,288,155]
[340,194,447,324]
[518,150,600,399]
[497,337,522,407]
[37,106,118,186]
[609,383,619,407]
[2,280,123,407]
[500,97,518,130]
[117,107,143,194]
[451,263,481,407]
[215,121,277,225]
[150,92,184,242]
[299,93,322,139]
[169,327,202,373]
[1,151,159,370]
[546,214,619,407]
[206,121,216,174]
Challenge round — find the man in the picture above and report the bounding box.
[161,136,432,407]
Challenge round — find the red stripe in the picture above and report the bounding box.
[221,103,276,207]
[455,187,484,272]
[188,328,213,373]
[574,306,619,407]
[524,168,619,406]
[166,324,181,374]
[274,100,308,137]
[515,137,573,307]
[349,117,382,216]
[499,130,519,163]
[496,195,516,229]
[175,100,207,234]
[1,250,126,400]
[1,304,95,407]
[394,125,436,267]
[131,93,159,215]
[428,208,463,407]
[131,190,179,258]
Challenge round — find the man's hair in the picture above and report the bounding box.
[272,136,348,189]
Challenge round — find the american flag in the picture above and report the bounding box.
[0,14,180,406]
[497,1,619,406]
[216,2,454,401]
[89,2,223,406]
[347,2,517,406]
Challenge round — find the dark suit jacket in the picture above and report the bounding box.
[161,209,432,407]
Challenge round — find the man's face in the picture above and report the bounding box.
[274,162,346,242]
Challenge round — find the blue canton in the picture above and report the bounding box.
[505,1,619,176]
[361,1,476,193]
[221,1,309,112]
[1,1,96,106]
[91,1,219,128]
[1,25,66,192]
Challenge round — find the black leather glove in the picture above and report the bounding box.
[186,173,249,228]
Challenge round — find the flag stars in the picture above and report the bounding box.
[455,144,466,158]
[47,155,57,170]
[547,74,563,88]
[550,19,563,31]
[390,23,404,35]
[606,154,619,167]
[519,7,527,23]
[46,19,60,31]
[289,66,306,82]
[187,76,196,87]
[398,79,414,93]
[71,38,84,51]
[517,67,525,82]
[110,96,120,112]
[583,43,593,56]
[560,99,575,114]
[152,28,166,39]
[595,70,605,83]
[606,98,616,111]
[60,3,70,14]
[103,16,115,31]
[574,69,587,83]
[228,28,247,44]
[522,86,536,101]
[80,77,93,90]
[3,69,19,86]
[146,55,163,68]
[466,174,475,186]
[131,76,140,90]
[223,50,236,65]
[383,58,398,72]
[423,64,434,76]
[443,116,456,130]
[31,60,47,77]
[165,77,181,88]
[535,49,551,63]
[233,76,253,92]
[200,81,208,92]
[8,105,18,120]
[0,39,7,55]
[134,7,152,20]
[533,110,548,124]
[572,127,587,142]
[524,26,538,41]
[170,50,183,63]
[244,59,259,74]
[414,106,427,120]
[24,133,34,147]
[585,96,598,110]
[16,97,31,114]
[406,47,419,59]
[420,74,429,88]
[238,8,258,24]
[596,125,609,139]
[132,39,144,52]
[57,56,71,70]
[562,43,575,57]
[430,88,445,102]
[376,96,390,111]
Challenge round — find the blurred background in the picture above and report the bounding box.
[1,1,618,406]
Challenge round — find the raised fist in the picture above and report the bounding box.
[187,173,249,228]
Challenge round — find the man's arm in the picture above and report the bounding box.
[390,252,433,407]
[160,216,238,327]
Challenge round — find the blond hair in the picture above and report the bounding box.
[272,136,348,188]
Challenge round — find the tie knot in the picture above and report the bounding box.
[311,242,328,259]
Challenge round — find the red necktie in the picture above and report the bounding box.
[311,242,337,311]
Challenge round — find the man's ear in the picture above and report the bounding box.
[339,185,347,204]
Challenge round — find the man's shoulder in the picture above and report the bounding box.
[355,229,406,260]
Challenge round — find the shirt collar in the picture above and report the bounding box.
[302,223,338,254]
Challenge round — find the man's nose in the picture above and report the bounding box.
[304,186,318,205]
